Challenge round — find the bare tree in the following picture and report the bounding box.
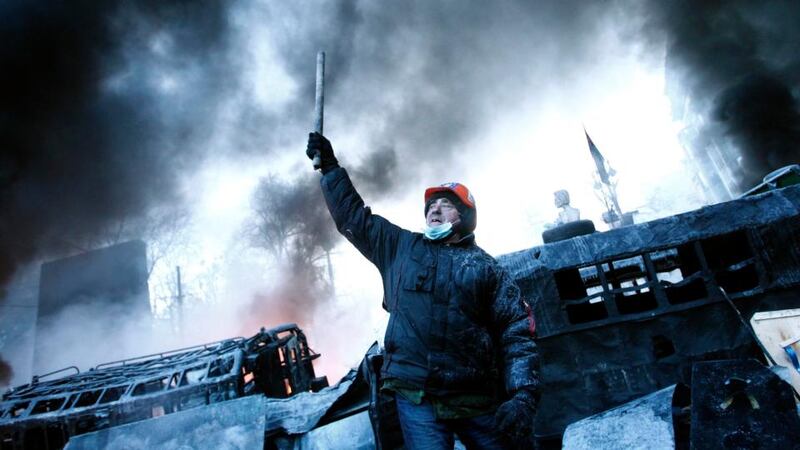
[58,204,192,279]
[53,204,196,324]
[247,173,340,292]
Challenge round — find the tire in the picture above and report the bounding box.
[542,220,596,244]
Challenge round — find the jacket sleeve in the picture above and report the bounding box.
[491,266,541,397]
[319,167,403,272]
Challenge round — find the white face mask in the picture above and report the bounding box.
[423,221,454,241]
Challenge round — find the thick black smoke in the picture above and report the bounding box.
[714,74,800,179]
[0,1,238,285]
[349,148,399,200]
[13,0,794,290]
[257,1,613,197]
[2,0,624,286]
[645,1,800,191]
[245,173,339,331]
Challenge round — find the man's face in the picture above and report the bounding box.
[426,197,461,227]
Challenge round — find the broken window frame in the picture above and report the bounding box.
[555,230,763,329]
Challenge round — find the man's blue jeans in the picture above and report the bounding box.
[395,395,508,450]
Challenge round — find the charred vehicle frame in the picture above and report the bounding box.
[0,324,326,450]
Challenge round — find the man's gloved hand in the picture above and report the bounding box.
[495,388,537,448]
[306,132,339,174]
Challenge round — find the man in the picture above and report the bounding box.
[307,132,539,449]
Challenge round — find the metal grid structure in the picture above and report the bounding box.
[499,184,800,441]
[552,229,761,329]
[0,323,326,450]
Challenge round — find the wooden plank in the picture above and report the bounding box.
[750,308,800,394]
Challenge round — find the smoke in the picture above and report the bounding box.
[7,0,798,384]
[0,0,647,286]
[34,297,154,374]
[249,1,617,194]
[5,0,796,275]
[244,173,338,331]
[642,1,800,191]
[714,73,800,179]
[349,148,399,200]
[0,1,237,285]
[0,356,12,387]
[30,291,265,377]
[248,173,338,259]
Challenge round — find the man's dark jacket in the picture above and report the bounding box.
[321,167,539,399]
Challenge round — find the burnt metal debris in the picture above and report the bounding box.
[64,347,375,450]
[690,359,800,449]
[0,324,327,450]
[499,183,800,443]
[562,360,800,450]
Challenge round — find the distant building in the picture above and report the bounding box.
[34,240,151,375]
[500,183,800,442]
[665,56,739,203]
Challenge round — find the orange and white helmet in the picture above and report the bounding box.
[424,182,477,233]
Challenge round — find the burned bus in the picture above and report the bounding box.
[0,324,327,450]
[500,183,800,443]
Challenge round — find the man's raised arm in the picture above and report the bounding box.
[306,132,403,272]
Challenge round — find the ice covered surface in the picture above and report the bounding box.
[562,385,676,450]
[288,411,374,450]
[263,375,355,434]
[63,395,266,450]
[64,375,357,449]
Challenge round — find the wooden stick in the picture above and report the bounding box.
[312,51,325,170]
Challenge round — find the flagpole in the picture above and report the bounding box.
[585,127,624,224]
